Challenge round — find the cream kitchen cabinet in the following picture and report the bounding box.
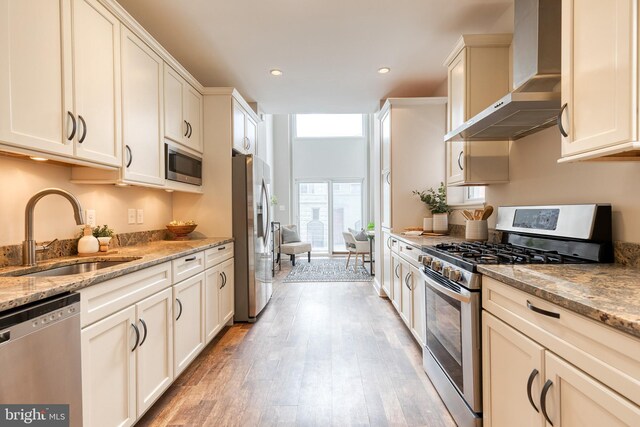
[121,27,164,186]
[410,263,425,346]
[0,0,121,167]
[164,63,203,154]
[204,243,235,343]
[377,98,446,231]
[381,231,392,298]
[233,99,258,155]
[218,258,235,324]
[482,276,640,427]
[391,250,402,312]
[444,34,511,186]
[204,266,222,343]
[173,271,205,376]
[399,257,412,326]
[559,0,640,161]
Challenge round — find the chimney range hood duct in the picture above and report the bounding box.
[445,0,561,142]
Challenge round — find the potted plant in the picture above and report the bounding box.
[412,182,450,233]
[93,224,114,252]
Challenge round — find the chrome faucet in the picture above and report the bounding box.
[23,188,85,266]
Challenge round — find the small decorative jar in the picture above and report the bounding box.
[433,213,449,233]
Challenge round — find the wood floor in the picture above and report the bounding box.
[137,261,456,427]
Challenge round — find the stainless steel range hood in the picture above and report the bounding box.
[445,0,561,142]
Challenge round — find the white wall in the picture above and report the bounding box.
[0,155,172,246]
[292,137,367,179]
[272,114,292,224]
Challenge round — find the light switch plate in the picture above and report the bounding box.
[136,209,144,224]
[128,209,136,225]
[86,209,96,227]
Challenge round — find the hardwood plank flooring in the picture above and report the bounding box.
[137,261,456,427]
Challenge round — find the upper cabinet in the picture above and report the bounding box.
[164,64,203,154]
[0,0,121,167]
[232,99,258,155]
[444,34,511,186]
[559,0,639,162]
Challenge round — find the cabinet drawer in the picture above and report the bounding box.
[398,242,421,267]
[204,243,234,270]
[390,236,400,254]
[80,262,171,328]
[171,251,205,283]
[483,277,640,406]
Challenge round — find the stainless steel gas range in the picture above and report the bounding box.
[418,204,613,427]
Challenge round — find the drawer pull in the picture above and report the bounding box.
[526,369,540,413]
[526,300,560,319]
[184,256,196,262]
[540,379,554,426]
[405,246,413,251]
[217,246,226,251]
[175,298,183,321]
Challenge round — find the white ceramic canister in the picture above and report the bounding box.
[465,220,488,241]
[78,225,99,255]
[423,217,433,232]
[433,213,449,233]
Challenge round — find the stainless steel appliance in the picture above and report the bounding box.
[0,292,82,427]
[419,204,612,427]
[232,154,273,322]
[165,143,202,185]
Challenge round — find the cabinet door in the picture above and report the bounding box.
[72,0,121,167]
[0,0,73,157]
[81,305,137,427]
[448,50,466,132]
[381,110,391,170]
[410,264,425,346]
[246,114,257,155]
[381,170,391,228]
[391,253,402,312]
[121,28,164,186]
[184,84,203,153]
[173,272,205,376]
[543,352,640,427]
[560,0,635,158]
[164,64,186,144]
[382,232,392,298]
[446,141,465,185]
[219,258,235,324]
[482,312,545,427]
[136,288,173,417]
[232,100,247,153]
[400,259,412,326]
[204,265,222,344]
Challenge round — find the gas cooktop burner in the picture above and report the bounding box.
[432,242,587,265]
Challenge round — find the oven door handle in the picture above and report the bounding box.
[422,270,471,303]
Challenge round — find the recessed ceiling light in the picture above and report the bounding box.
[29,156,48,162]
[378,67,391,74]
[270,69,283,76]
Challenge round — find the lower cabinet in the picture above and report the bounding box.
[173,271,205,376]
[410,264,425,346]
[382,231,392,297]
[204,266,222,344]
[218,258,235,324]
[399,258,412,326]
[391,252,402,311]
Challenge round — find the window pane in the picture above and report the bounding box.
[465,186,485,201]
[298,182,329,253]
[296,114,363,138]
[332,181,363,252]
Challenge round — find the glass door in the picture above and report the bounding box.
[332,181,363,253]
[297,182,329,253]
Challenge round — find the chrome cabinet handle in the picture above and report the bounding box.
[386,237,392,249]
[394,264,400,278]
[385,172,391,185]
[138,318,148,347]
[557,103,568,137]
[67,111,76,141]
[526,369,540,413]
[457,150,464,170]
[130,323,140,352]
[527,300,560,319]
[540,379,554,426]
[184,120,189,137]
[125,145,132,168]
[175,298,183,321]
[78,115,87,143]
[404,273,412,290]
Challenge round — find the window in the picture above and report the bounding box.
[465,186,485,203]
[295,114,364,138]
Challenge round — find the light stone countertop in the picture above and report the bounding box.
[478,263,640,339]
[0,237,233,312]
[389,232,467,248]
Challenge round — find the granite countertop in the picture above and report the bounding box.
[479,264,640,339]
[0,237,233,312]
[390,232,466,248]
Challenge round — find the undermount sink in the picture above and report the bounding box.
[18,260,134,277]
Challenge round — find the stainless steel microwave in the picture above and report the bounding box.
[165,144,202,186]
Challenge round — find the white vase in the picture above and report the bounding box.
[432,213,449,233]
[422,217,433,232]
[78,235,99,255]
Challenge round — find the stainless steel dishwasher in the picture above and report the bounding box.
[0,292,82,426]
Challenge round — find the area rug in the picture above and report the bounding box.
[283,259,373,283]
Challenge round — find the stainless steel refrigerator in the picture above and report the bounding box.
[232,154,273,322]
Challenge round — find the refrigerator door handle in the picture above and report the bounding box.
[261,179,270,247]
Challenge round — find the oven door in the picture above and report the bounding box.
[422,268,482,412]
[165,144,202,185]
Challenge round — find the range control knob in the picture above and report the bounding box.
[450,269,462,282]
[431,260,442,272]
[422,256,433,267]
[442,266,452,277]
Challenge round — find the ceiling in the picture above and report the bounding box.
[118,0,514,114]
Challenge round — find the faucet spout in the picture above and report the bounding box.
[23,188,85,266]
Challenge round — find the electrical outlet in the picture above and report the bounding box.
[128,209,136,225]
[136,209,144,224]
[86,209,96,227]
